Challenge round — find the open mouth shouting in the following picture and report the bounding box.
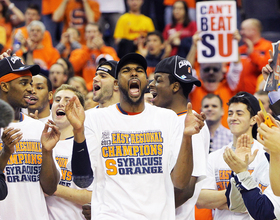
[129,79,140,97]
[149,89,157,103]
[56,109,66,117]
[93,84,101,95]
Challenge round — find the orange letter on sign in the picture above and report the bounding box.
[218,33,233,57]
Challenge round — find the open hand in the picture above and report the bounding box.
[261,50,273,81]
[41,120,60,152]
[184,102,205,136]
[1,127,22,155]
[65,96,85,132]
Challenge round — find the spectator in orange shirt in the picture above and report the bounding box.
[52,0,100,45]
[187,31,243,128]
[0,0,24,52]
[16,20,60,74]
[12,4,53,53]
[237,18,273,94]
[69,22,119,91]
[41,0,63,46]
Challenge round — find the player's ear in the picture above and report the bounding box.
[48,91,53,101]
[0,82,9,93]
[250,115,257,126]
[172,82,180,93]
[114,79,119,91]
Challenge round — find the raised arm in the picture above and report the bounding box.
[82,0,96,23]
[257,112,280,196]
[65,96,93,188]
[171,103,205,189]
[52,0,68,22]
[3,0,25,24]
[40,121,61,195]
[186,31,200,67]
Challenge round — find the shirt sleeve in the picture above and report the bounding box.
[231,171,276,220]
[201,152,218,190]
[226,62,243,91]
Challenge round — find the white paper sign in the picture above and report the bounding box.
[196,1,238,63]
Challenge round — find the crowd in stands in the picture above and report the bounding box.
[1,0,280,220]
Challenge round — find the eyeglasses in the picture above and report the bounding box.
[202,67,220,73]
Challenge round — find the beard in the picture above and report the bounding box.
[119,84,146,106]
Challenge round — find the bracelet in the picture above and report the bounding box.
[8,3,15,10]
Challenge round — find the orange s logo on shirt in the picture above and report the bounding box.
[70,9,86,28]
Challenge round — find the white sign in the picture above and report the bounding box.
[196,1,238,63]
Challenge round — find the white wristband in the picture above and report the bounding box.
[8,3,15,10]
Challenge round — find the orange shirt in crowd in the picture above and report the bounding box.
[237,38,272,94]
[16,47,60,70]
[41,0,63,15]
[14,26,53,48]
[189,79,236,128]
[164,0,195,8]
[61,0,100,45]
[195,206,213,220]
[69,45,119,91]
[146,67,156,77]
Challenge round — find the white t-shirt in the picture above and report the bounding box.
[202,140,266,220]
[39,112,52,124]
[46,137,92,220]
[96,0,125,13]
[0,114,60,220]
[84,103,183,220]
[175,112,210,220]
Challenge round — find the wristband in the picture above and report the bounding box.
[8,3,15,10]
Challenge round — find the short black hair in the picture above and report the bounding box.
[202,93,223,107]
[227,92,259,139]
[227,95,254,118]
[26,3,40,15]
[147,31,164,44]
[38,73,52,92]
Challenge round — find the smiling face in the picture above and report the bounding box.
[118,63,148,105]
[149,72,174,108]
[93,64,116,105]
[51,89,76,129]
[28,75,52,113]
[201,96,224,123]
[227,102,255,138]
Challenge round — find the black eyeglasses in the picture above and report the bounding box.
[203,67,220,73]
